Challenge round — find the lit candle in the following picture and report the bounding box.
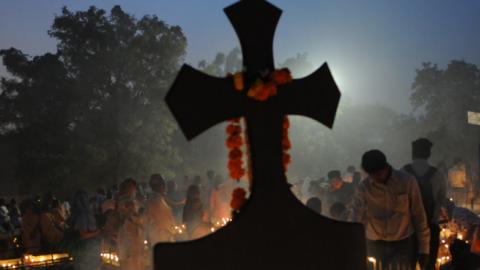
[367,257,376,270]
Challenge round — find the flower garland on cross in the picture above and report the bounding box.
[227,68,293,214]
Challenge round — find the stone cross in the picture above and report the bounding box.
[157,1,366,269]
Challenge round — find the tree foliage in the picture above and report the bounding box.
[0,6,187,193]
[410,60,480,163]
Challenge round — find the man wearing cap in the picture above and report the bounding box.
[349,150,430,270]
[403,138,447,270]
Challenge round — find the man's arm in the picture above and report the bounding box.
[409,176,431,254]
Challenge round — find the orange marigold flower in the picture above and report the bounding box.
[229,148,243,160]
[230,188,247,210]
[283,153,292,166]
[226,124,242,135]
[230,169,245,180]
[263,82,277,96]
[283,117,290,129]
[249,82,276,101]
[228,157,243,166]
[271,68,293,85]
[226,134,243,149]
[282,137,291,150]
[247,79,264,98]
[233,72,244,91]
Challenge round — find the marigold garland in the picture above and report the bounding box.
[226,118,245,180]
[227,69,293,211]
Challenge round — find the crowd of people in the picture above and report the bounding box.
[296,138,480,270]
[0,171,237,269]
[0,138,479,270]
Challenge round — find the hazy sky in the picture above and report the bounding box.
[1,0,479,113]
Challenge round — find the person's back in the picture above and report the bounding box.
[209,175,231,222]
[404,164,440,221]
[71,190,97,233]
[21,200,41,253]
[145,174,176,244]
[100,209,120,254]
[329,202,347,221]
[306,197,322,215]
[117,201,145,270]
[166,180,184,222]
[145,194,176,242]
[183,185,204,237]
[39,211,64,249]
[403,138,447,270]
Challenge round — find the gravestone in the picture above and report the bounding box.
[156,1,366,269]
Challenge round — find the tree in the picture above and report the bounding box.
[0,49,75,192]
[0,6,187,193]
[410,60,480,164]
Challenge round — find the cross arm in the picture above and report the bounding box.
[165,64,247,140]
[277,63,341,128]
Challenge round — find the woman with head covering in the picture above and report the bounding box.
[145,174,176,244]
[71,190,98,234]
[39,198,66,252]
[20,199,41,254]
[117,178,147,270]
[183,185,204,237]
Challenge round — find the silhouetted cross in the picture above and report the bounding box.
[166,1,340,194]
[158,1,366,269]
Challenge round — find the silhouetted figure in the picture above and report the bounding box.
[449,239,480,270]
[39,199,65,252]
[306,179,323,199]
[20,199,41,254]
[183,185,204,237]
[444,199,480,241]
[209,174,231,222]
[70,189,101,270]
[306,197,322,215]
[0,199,11,233]
[349,149,430,269]
[329,202,347,221]
[145,174,176,244]
[101,190,116,214]
[403,138,447,270]
[325,170,353,212]
[343,165,356,184]
[166,180,184,222]
[118,183,146,270]
[7,199,21,229]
